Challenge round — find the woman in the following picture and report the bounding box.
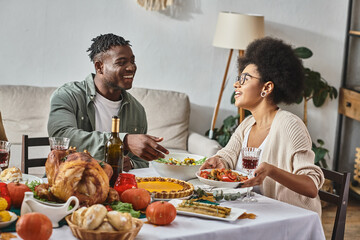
[200,37,324,216]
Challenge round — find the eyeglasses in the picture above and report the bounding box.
[235,73,261,85]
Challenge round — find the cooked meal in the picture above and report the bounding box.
[0,167,22,182]
[33,148,118,206]
[199,169,248,182]
[155,157,206,166]
[176,199,231,218]
[136,177,194,199]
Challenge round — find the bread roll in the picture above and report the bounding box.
[71,207,88,226]
[107,211,132,231]
[82,204,107,230]
[96,220,116,231]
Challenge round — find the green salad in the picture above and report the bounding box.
[110,201,141,218]
[155,156,207,166]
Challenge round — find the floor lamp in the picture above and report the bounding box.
[209,12,264,139]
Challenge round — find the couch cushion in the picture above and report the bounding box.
[128,88,190,151]
[0,85,57,144]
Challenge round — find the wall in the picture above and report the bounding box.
[0,0,348,167]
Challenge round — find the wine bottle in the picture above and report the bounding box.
[105,116,124,187]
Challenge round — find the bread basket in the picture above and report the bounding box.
[65,215,143,240]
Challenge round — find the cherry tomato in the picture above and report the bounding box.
[227,172,238,181]
[105,205,113,211]
[200,171,209,179]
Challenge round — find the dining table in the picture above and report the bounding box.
[8,167,325,240]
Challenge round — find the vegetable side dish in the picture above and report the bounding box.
[199,169,248,182]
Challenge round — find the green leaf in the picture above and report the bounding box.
[313,89,328,107]
[317,139,324,145]
[294,47,313,59]
[230,91,236,104]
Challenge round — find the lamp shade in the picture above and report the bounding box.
[213,12,264,50]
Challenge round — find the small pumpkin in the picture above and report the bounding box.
[146,201,176,225]
[120,188,151,210]
[7,182,31,208]
[16,212,53,240]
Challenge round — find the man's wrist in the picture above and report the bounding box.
[129,159,134,169]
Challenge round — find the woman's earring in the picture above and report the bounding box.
[261,91,267,98]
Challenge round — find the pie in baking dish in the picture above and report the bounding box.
[136,177,194,199]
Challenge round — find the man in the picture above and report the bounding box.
[48,33,168,171]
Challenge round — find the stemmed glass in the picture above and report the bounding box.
[49,137,70,151]
[0,140,11,171]
[241,147,261,203]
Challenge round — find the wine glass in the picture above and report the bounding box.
[241,147,261,203]
[49,137,70,151]
[0,141,11,171]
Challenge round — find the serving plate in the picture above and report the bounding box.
[0,211,17,228]
[188,178,251,195]
[1,174,43,184]
[169,199,246,222]
[196,169,248,189]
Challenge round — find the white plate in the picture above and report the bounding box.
[188,178,252,195]
[0,211,17,228]
[1,174,43,184]
[196,169,248,189]
[169,199,246,222]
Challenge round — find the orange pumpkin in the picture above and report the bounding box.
[146,201,176,225]
[120,188,151,210]
[16,213,53,240]
[7,182,31,208]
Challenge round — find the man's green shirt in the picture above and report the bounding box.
[47,74,148,168]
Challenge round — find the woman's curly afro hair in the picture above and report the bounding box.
[238,37,304,105]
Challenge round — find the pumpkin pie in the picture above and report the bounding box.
[136,177,194,199]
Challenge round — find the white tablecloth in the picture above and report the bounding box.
[10,167,325,240]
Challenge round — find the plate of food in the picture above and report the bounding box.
[196,169,248,189]
[169,199,246,222]
[151,153,207,181]
[0,211,18,228]
[0,167,43,184]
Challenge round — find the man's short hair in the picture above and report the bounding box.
[87,33,131,62]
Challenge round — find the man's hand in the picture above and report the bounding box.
[124,134,169,161]
[123,156,132,172]
[199,156,225,170]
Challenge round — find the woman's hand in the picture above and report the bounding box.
[199,156,225,170]
[241,162,273,188]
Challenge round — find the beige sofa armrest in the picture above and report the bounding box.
[187,131,221,157]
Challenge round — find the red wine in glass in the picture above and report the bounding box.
[0,150,9,171]
[50,146,68,151]
[242,156,259,170]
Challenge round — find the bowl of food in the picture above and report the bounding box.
[196,169,248,189]
[151,153,207,181]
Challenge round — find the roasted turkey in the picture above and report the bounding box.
[45,149,115,206]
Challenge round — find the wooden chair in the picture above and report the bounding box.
[21,135,50,174]
[319,168,350,240]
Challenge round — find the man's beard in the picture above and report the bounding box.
[104,79,124,91]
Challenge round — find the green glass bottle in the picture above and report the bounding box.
[105,116,124,187]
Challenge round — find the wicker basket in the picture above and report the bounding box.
[65,215,143,240]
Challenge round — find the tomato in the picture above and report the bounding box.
[200,171,209,179]
[220,175,234,182]
[0,183,11,210]
[227,172,238,181]
[105,205,113,211]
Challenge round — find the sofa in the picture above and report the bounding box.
[0,85,221,173]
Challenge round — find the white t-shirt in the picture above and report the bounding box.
[235,125,268,171]
[94,93,122,132]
